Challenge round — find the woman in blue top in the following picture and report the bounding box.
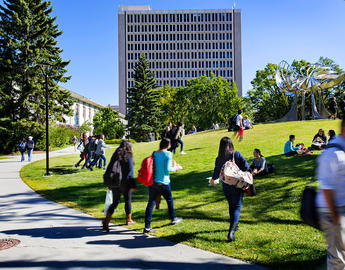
[284,135,299,156]
[210,137,249,242]
[144,138,183,233]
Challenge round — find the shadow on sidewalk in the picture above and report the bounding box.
[87,234,177,249]
[0,259,265,270]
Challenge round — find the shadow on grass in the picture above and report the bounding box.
[50,165,79,175]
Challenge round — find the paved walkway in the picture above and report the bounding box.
[0,148,268,270]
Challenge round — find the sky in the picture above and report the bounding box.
[1,0,345,106]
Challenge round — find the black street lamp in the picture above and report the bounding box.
[39,63,52,177]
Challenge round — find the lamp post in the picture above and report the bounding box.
[40,63,52,177]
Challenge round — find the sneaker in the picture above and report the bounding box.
[143,228,156,234]
[171,217,183,225]
[180,151,186,155]
[74,164,78,168]
[89,167,93,171]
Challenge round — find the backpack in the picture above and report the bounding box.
[77,142,84,152]
[19,142,26,150]
[89,139,97,152]
[103,159,123,188]
[137,154,154,186]
[170,126,178,140]
[300,186,320,230]
[220,152,253,189]
[228,115,237,131]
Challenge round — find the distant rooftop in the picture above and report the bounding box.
[59,86,104,109]
[119,5,151,12]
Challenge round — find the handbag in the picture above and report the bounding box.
[104,189,113,215]
[220,152,253,190]
[300,185,320,230]
[77,142,84,152]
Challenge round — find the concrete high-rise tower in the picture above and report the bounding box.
[118,5,242,115]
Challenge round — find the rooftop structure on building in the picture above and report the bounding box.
[118,5,242,115]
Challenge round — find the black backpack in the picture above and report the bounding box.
[170,126,178,140]
[89,139,97,152]
[103,159,123,188]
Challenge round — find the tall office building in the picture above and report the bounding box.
[118,5,242,115]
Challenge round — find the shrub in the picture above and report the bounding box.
[105,138,136,145]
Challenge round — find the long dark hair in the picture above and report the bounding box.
[217,137,234,159]
[254,148,263,157]
[110,140,133,164]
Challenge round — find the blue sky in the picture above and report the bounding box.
[1,0,345,106]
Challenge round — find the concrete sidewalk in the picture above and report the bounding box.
[0,148,268,270]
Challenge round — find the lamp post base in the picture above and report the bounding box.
[43,173,53,177]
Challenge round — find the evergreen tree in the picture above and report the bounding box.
[126,54,162,141]
[0,0,73,153]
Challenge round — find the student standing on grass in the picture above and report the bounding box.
[210,137,249,242]
[316,117,345,269]
[26,136,35,162]
[72,136,78,152]
[102,140,137,232]
[144,138,183,234]
[329,97,338,120]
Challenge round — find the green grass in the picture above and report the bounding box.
[21,119,341,269]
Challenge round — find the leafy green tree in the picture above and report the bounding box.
[246,63,294,122]
[79,121,93,134]
[160,74,242,130]
[0,0,73,153]
[93,107,125,139]
[126,54,162,141]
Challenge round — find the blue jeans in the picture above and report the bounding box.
[177,138,184,152]
[27,149,33,162]
[222,182,243,227]
[98,154,106,168]
[145,183,176,228]
[20,151,25,162]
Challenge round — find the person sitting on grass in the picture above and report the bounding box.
[311,129,327,150]
[328,130,336,143]
[243,116,253,130]
[284,135,300,156]
[250,149,269,177]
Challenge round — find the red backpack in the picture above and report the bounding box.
[137,154,154,186]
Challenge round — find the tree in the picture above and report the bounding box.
[79,121,93,134]
[0,0,73,153]
[126,54,162,141]
[160,74,242,130]
[246,63,294,122]
[93,107,125,139]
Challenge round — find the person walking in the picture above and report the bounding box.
[102,140,137,232]
[75,133,88,168]
[172,122,186,155]
[19,138,26,162]
[209,137,250,242]
[316,117,345,269]
[26,136,35,162]
[340,97,345,119]
[89,134,110,171]
[329,97,338,120]
[72,136,78,152]
[234,109,244,141]
[144,138,183,233]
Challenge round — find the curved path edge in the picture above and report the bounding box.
[0,147,268,270]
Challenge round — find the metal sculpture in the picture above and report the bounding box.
[275,61,345,121]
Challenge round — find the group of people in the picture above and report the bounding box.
[102,138,183,233]
[284,128,337,156]
[18,136,35,162]
[74,133,110,171]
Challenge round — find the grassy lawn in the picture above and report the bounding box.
[21,119,341,269]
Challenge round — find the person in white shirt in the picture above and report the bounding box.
[316,117,345,269]
[243,116,252,129]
